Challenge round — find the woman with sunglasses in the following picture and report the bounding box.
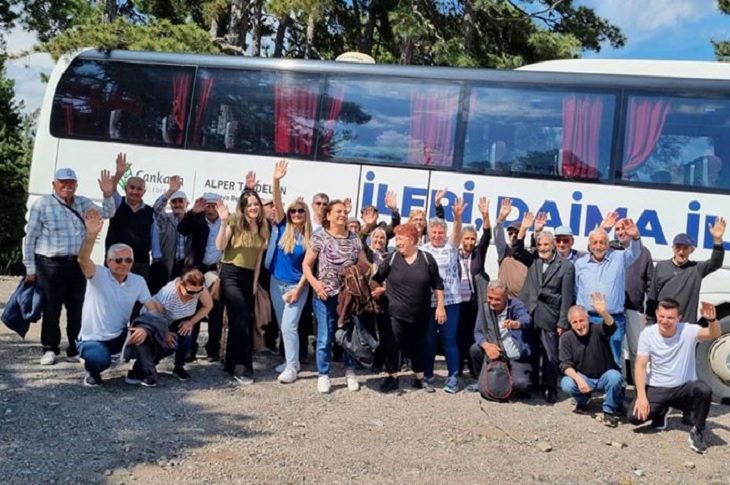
[129,268,212,384]
[303,199,363,393]
[216,182,270,385]
[268,160,313,384]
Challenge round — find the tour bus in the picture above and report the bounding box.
[28,49,730,402]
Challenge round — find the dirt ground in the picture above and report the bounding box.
[1,275,729,485]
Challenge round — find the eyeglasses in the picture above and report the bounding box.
[183,286,204,295]
[111,257,134,264]
[289,208,305,214]
[555,237,572,243]
[313,202,327,206]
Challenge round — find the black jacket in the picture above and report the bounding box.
[513,236,575,331]
[177,211,217,268]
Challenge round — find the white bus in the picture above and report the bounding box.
[28,49,730,401]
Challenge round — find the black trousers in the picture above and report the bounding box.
[380,315,428,375]
[219,263,255,377]
[628,381,713,431]
[470,343,533,394]
[458,298,478,377]
[533,328,560,393]
[35,256,86,356]
[203,299,224,358]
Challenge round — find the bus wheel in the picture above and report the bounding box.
[696,316,730,404]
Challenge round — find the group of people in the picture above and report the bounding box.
[22,155,728,455]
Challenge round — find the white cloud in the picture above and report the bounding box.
[3,27,55,112]
[583,0,717,43]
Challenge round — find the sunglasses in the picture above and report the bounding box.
[555,237,572,243]
[183,286,204,295]
[289,208,305,214]
[111,257,134,264]
[313,201,327,206]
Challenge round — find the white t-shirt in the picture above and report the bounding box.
[422,240,463,307]
[637,322,701,388]
[78,265,151,341]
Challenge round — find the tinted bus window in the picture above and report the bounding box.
[321,76,461,167]
[621,94,730,190]
[464,85,616,180]
[50,60,195,147]
[189,69,322,157]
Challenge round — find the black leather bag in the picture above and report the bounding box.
[478,356,513,401]
[335,314,379,368]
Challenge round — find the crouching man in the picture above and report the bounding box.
[559,293,624,427]
[468,278,533,396]
[76,209,157,387]
[629,299,721,454]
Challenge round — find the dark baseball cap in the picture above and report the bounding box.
[507,222,521,231]
[672,233,696,247]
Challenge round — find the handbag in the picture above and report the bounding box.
[477,304,514,402]
[334,314,379,368]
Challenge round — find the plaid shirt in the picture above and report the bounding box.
[23,193,116,275]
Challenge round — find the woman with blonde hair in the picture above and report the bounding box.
[268,160,312,383]
[216,179,269,385]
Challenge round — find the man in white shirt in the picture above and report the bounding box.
[629,298,722,454]
[76,209,159,388]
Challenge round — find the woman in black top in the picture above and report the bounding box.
[372,223,445,393]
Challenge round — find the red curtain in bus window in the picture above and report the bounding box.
[192,76,215,147]
[409,92,458,166]
[321,84,345,157]
[622,98,670,177]
[172,73,193,145]
[562,96,603,178]
[275,84,317,155]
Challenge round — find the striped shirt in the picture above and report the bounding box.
[23,193,116,275]
[150,279,201,323]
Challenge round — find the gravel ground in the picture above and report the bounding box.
[1,275,730,485]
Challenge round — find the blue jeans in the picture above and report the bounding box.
[589,313,625,367]
[313,295,354,375]
[424,303,460,379]
[270,276,310,370]
[560,369,625,414]
[171,319,194,368]
[77,330,127,377]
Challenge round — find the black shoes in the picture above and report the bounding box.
[379,376,399,393]
[688,427,708,454]
[544,389,557,404]
[172,367,191,381]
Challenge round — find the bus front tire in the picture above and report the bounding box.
[696,316,730,405]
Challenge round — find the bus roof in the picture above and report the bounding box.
[519,59,730,80]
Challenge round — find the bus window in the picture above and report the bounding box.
[320,76,460,167]
[621,95,730,190]
[188,69,322,156]
[50,60,195,147]
[464,86,615,180]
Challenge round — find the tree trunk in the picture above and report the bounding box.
[304,10,317,59]
[226,0,249,48]
[352,0,363,52]
[209,16,219,39]
[461,0,474,53]
[400,37,412,64]
[251,0,263,56]
[100,0,117,23]
[363,0,379,55]
[273,16,290,58]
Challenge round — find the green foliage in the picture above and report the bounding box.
[715,0,730,61]
[0,57,31,274]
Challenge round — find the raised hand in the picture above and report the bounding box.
[534,212,548,232]
[498,197,512,223]
[168,175,182,194]
[617,218,639,240]
[98,169,116,197]
[295,196,305,204]
[273,159,288,181]
[591,291,608,315]
[385,191,398,212]
[343,197,352,214]
[83,208,103,236]
[600,211,619,231]
[478,196,489,219]
[434,188,448,207]
[245,171,258,190]
[709,216,727,242]
[192,197,206,214]
[452,197,465,220]
[362,206,378,225]
[216,199,230,222]
[521,211,535,231]
[700,301,717,321]
[114,152,128,178]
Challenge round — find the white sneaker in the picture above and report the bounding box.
[317,375,331,394]
[346,372,360,392]
[277,367,298,384]
[40,351,56,366]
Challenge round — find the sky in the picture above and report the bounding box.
[3,0,729,113]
